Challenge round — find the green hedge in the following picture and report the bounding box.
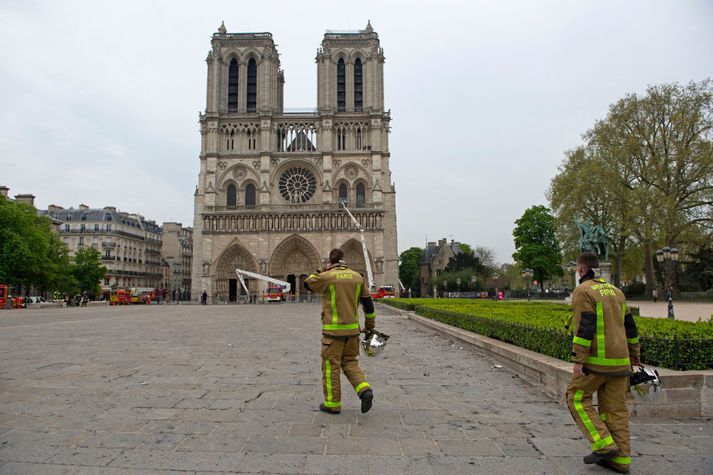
[383,299,713,370]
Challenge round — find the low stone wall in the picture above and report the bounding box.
[87,301,109,307]
[383,304,713,418]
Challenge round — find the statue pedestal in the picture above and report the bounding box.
[600,261,612,283]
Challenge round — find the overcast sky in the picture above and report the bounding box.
[1,0,711,263]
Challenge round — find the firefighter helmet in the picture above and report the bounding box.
[629,365,661,402]
[361,330,390,357]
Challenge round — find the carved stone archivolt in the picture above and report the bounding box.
[215,243,257,278]
[213,242,259,300]
[268,235,321,276]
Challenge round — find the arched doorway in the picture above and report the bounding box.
[214,242,258,303]
[269,235,322,301]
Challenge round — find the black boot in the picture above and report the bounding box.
[359,389,373,413]
[583,450,620,465]
[319,403,340,414]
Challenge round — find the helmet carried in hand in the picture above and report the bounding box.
[630,365,662,402]
[361,330,390,357]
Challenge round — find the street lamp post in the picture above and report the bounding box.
[566,260,577,292]
[443,280,448,298]
[655,246,679,320]
[470,275,476,294]
[456,278,461,293]
[521,268,533,301]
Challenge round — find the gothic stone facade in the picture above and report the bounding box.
[192,22,398,303]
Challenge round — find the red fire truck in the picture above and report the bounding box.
[372,286,396,299]
[266,286,286,302]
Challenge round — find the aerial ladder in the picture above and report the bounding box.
[340,202,376,293]
[234,268,291,300]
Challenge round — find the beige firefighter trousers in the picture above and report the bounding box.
[567,373,631,470]
[321,335,371,409]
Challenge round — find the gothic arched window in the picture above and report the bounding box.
[245,183,256,208]
[338,183,348,203]
[356,183,366,207]
[228,59,238,112]
[337,58,346,112]
[227,184,237,207]
[354,58,363,111]
[247,58,257,112]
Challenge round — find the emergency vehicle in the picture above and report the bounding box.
[0,284,8,308]
[266,286,286,302]
[110,289,131,305]
[372,285,396,299]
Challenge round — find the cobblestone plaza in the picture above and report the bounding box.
[0,305,711,474]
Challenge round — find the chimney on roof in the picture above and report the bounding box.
[0,186,8,198]
[48,204,64,212]
[79,204,89,210]
[14,194,35,208]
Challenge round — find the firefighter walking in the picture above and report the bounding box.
[567,252,640,474]
[304,249,375,414]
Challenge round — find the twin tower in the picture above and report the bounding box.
[192,22,398,303]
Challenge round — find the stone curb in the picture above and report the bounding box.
[381,304,713,418]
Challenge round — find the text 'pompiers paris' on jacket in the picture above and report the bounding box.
[304,264,375,337]
[571,277,641,375]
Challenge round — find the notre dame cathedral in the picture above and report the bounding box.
[191,21,398,303]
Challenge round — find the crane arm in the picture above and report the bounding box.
[340,203,375,292]
[235,268,292,293]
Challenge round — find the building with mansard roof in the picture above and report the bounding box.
[192,21,398,303]
[44,204,163,292]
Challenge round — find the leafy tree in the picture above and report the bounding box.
[73,248,107,297]
[679,247,713,292]
[458,243,473,255]
[512,205,563,294]
[548,144,634,286]
[398,247,424,296]
[445,252,484,274]
[550,80,713,294]
[0,195,74,292]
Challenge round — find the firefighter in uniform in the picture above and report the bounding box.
[567,252,640,474]
[304,249,375,414]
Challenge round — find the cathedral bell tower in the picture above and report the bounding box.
[192,22,398,304]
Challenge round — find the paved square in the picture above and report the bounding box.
[1,304,711,474]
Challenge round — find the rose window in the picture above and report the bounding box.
[279,167,317,203]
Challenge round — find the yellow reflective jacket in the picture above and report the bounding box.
[304,263,375,337]
[571,277,640,375]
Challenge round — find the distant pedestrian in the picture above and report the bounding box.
[652,288,658,303]
[201,290,208,305]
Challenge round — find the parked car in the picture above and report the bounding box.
[27,296,47,304]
